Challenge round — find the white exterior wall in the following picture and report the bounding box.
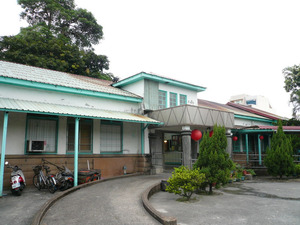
[0,112,142,155]
[119,80,144,98]
[122,122,141,154]
[0,112,26,155]
[158,83,198,106]
[0,84,141,114]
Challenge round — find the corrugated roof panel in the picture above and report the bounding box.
[0,61,141,99]
[0,98,161,124]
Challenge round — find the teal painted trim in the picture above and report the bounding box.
[258,134,262,165]
[164,162,182,165]
[169,92,178,107]
[232,129,275,134]
[0,112,9,197]
[74,118,80,187]
[24,114,59,154]
[113,72,206,92]
[245,134,249,163]
[234,114,274,123]
[0,77,142,103]
[0,109,162,125]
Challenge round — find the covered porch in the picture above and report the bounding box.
[147,104,235,172]
[231,125,300,168]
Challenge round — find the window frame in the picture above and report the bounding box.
[66,118,93,154]
[179,94,187,105]
[169,92,178,107]
[24,114,58,154]
[100,120,123,154]
[159,90,168,109]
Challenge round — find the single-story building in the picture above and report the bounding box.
[1,61,299,196]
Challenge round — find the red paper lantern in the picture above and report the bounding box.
[233,136,238,141]
[259,135,264,140]
[209,130,214,137]
[191,129,202,141]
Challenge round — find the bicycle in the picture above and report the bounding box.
[32,162,57,193]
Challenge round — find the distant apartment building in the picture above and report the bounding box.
[230,94,275,114]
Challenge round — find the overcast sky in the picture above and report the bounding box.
[1,0,300,118]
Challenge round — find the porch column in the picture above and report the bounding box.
[181,126,192,168]
[0,112,9,197]
[258,134,262,165]
[245,134,249,163]
[74,117,80,187]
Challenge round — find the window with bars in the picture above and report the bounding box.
[159,90,167,109]
[100,121,122,153]
[170,92,177,107]
[67,118,93,153]
[25,115,58,153]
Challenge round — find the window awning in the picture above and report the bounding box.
[0,97,162,125]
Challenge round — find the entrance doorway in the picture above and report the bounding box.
[163,133,182,165]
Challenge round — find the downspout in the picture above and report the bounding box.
[245,134,249,164]
[141,124,149,155]
[0,112,9,197]
[258,134,262,165]
[74,117,80,187]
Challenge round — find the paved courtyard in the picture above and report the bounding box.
[0,175,299,225]
[150,177,300,225]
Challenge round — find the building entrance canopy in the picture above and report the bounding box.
[148,105,235,131]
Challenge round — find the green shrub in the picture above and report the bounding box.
[193,124,233,193]
[264,121,295,179]
[295,164,300,176]
[166,166,205,200]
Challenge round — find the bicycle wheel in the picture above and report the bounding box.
[47,177,57,194]
[33,174,39,188]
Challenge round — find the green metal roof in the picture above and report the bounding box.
[0,61,142,103]
[113,72,206,92]
[0,97,162,124]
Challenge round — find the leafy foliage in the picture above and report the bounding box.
[193,124,233,194]
[283,65,300,118]
[0,0,112,79]
[264,120,295,179]
[166,166,205,200]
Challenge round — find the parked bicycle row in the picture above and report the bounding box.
[5,159,101,196]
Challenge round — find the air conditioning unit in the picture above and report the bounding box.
[27,140,46,152]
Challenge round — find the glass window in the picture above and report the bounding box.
[100,121,122,153]
[67,118,93,153]
[26,115,58,153]
[170,92,177,107]
[159,90,167,109]
[180,94,187,105]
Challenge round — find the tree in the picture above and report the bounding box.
[193,125,233,194]
[165,166,205,200]
[264,121,295,179]
[18,0,103,49]
[0,0,112,79]
[283,65,300,118]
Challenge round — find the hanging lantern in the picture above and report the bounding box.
[209,130,214,137]
[233,136,238,141]
[191,129,202,141]
[259,135,264,140]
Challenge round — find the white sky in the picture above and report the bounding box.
[1,0,300,118]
